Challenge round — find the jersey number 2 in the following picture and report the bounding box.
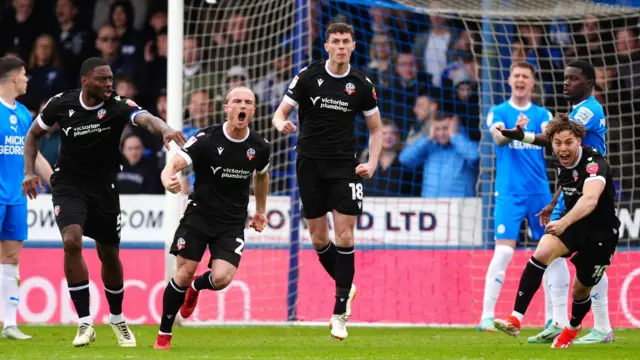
[348,183,363,200]
[235,238,245,256]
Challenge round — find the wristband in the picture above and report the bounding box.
[522,132,535,144]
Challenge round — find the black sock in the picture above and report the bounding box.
[68,280,91,319]
[513,256,547,316]
[104,285,124,317]
[316,242,337,279]
[570,295,592,328]
[333,246,355,315]
[193,271,217,291]
[159,279,187,334]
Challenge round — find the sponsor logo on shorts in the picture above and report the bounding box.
[54,205,61,217]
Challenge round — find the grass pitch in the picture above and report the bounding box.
[0,325,638,359]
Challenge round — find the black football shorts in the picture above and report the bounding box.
[169,207,245,268]
[560,224,619,287]
[296,155,363,219]
[51,176,121,245]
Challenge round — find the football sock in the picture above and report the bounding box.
[513,256,547,318]
[159,279,187,334]
[68,280,92,325]
[193,271,217,291]
[591,273,612,333]
[481,245,514,319]
[1,264,20,328]
[316,241,337,279]
[104,285,124,322]
[543,273,553,324]
[333,246,355,315]
[546,257,570,327]
[569,295,592,329]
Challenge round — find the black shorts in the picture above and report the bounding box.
[51,178,121,245]
[560,224,619,287]
[296,155,363,219]
[169,209,245,268]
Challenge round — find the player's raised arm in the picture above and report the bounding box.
[133,112,187,149]
[499,125,550,147]
[486,111,511,146]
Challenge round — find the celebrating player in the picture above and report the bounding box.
[493,119,619,349]
[480,62,568,336]
[272,22,382,340]
[500,60,613,344]
[0,56,53,340]
[21,57,186,347]
[153,86,270,350]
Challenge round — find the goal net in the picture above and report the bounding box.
[178,0,640,327]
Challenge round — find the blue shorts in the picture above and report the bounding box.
[494,194,552,242]
[0,203,28,241]
[551,192,565,221]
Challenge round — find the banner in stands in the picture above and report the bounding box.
[7,249,640,327]
[26,195,483,246]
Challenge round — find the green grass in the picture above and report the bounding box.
[0,325,638,359]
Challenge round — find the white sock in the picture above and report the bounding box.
[591,272,612,333]
[78,315,93,326]
[481,245,514,319]
[546,257,570,327]
[543,273,553,324]
[110,313,125,324]
[1,264,20,329]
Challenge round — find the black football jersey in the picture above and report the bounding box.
[179,123,270,227]
[283,60,379,159]
[557,145,620,230]
[37,89,148,184]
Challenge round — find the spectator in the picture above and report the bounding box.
[378,52,431,140]
[253,40,293,115]
[183,36,216,101]
[142,26,167,102]
[54,0,94,84]
[449,72,480,141]
[184,89,214,138]
[399,113,479,198]
[361,119,417,197]
[406,94,439,145]
[94,24,137,78]
[24,34,68,111]
[413,0,456,87]
[366,33,396,88]
[117,134,163,194]
[93,0,148,33]
[0,0,48,60]
[114,75,138,99]
[109,0,143,61]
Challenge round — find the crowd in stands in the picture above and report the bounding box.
[1,0,638,201]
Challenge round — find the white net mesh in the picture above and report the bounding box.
[178,0,640,327]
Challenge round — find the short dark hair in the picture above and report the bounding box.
[544,118,587,140]
[566,60,596,82]
[325,22,354,42]
[0,56,25,83]
[80,57,109,77]
[510,61,536,77]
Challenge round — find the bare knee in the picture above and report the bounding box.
[96,244,119,263]
[307,217,330,249]
[174,261,198,288]
[0,241,23,264]
[572,278,592,300]
[210,271,233,290]
[532,235,567,265]
[61,225,83,255]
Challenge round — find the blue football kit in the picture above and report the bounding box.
[487,100,553,241]
[0,98,32,240]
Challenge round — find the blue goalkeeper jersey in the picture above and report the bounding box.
[0,98,32,205]
[486,100,553,196]
[569,96,606,155]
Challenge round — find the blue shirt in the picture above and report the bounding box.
[399,132,479,198]
[487,100,552,196]
[569,96,606,154]
[0,98,32,205]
